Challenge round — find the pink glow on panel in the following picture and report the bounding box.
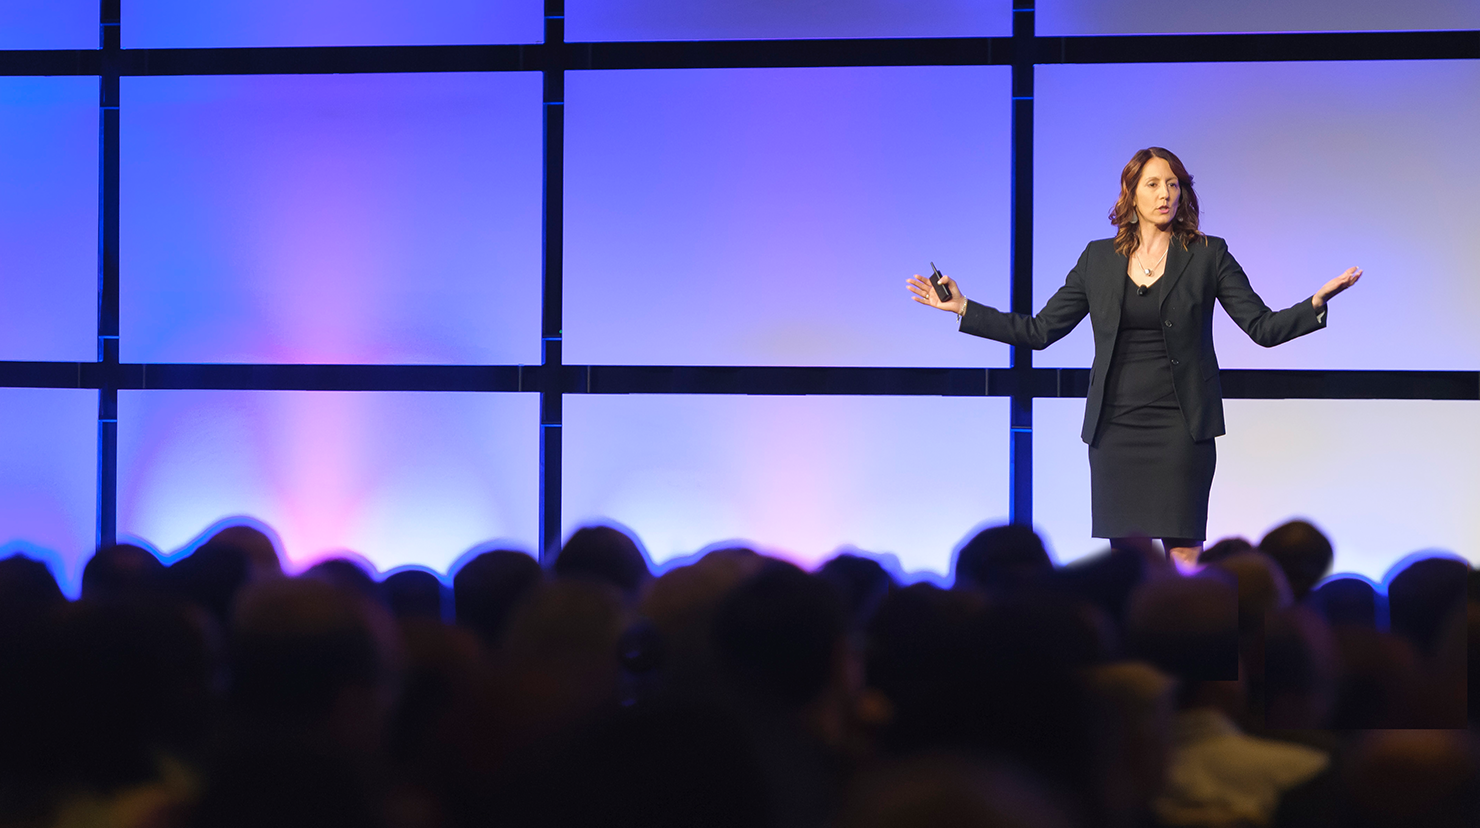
[0,389,98,597]
[563,395,1010,577]
[565,66,1012,368]
[1034,397,1480,580]
[118,391,539,576]
[121,73,542,365]
[1034,61,1480,371]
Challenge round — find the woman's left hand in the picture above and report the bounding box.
[1313,266,1362,308]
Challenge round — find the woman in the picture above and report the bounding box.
[906,147,1361,569]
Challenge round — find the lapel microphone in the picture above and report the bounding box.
[1137,284,1148,296]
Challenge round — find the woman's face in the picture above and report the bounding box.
[1134,156,1180,227]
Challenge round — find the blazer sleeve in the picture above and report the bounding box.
[958,248,1090,350]
[1214,239,1328,347]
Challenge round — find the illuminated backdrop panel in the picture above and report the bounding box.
[118,390,539,575]
[0,0,96,48]
[565,67,1012,368]
[562,394,1011,577]
[121,73,543,365]
[0,389,98,598]
[566,0,1011,41]
[1033,397,1480,581]
[123,0,543,48]
[0,77,99,362]
[1033,60,1480,371]
[1037,0,1480,35]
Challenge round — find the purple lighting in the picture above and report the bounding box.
[121,72,543,366]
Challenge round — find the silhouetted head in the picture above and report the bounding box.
[1125,573,1238,685]
[0,554,65,618]
[206,524,283,580]
[381,569,446,621]
[953,525,1053,597]
[712,562,846,709]
[1049,545,1159,638]
[168,541,252,630]
[1263,606,1338,730]
[1388,556,1469,659]
[82,543,166,603]
[1208,551,1292,637]
[1258,520,1333,602]
[302,557,381,604]
[230,578,393,743]
[497,580,628,740]
[453,549,542,651]
[1328,626,1421,729]
[817,553,894,632]
[554,526,651,600]
[1199,536,1253,565]
[1307,577,1382,628]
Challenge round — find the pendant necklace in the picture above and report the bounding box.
[1135,244,1168,278]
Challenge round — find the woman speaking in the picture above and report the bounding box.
[906,147,1361,569]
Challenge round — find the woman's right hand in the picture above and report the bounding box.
[906,273,967,315]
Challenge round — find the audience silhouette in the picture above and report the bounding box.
[0,517,1472,828]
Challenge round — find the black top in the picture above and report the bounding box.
[1101,275,1177,418]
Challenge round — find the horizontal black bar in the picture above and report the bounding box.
[113,44,533,75]
[0,362,529,391]
[1216,369,1479,400]
[133,363,530,391]
[0,362,1474,400]
[571,365,994,395]
[0,362,86,387]
[0,49,102,74]
[577,37,1005,69]
[567,366,1480,400]
[1047,29,1480,64]
[2,30,1472,76]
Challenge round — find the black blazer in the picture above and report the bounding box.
[960,236,1327,444]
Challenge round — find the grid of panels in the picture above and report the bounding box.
[0,0,1477,562]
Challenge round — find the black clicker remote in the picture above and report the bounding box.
[928,262,952,302]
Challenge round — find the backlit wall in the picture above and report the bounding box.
[0,0,1475,591]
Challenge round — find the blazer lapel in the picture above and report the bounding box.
[1158,239,1193,309]
[1104,245,1128,329]
[1101,242,1130,333]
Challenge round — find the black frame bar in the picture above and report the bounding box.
[1,6,1475,559]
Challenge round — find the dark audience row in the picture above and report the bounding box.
[0,519,1475,828]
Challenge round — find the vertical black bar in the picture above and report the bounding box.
[538,1,565,564]
[1008,0,1035,526]
[97,0,121,549]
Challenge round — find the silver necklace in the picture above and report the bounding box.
[1135,243,1168,277]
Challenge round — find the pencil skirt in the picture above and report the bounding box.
[1088,401,1216,541]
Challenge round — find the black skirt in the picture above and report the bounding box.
[1088,399,1216,541]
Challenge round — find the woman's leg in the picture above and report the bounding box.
[1163,538,1203,571]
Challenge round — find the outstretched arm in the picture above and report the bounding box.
[1216,241,1360,347]
[1312,267,1362,309]
[905,255,1090,350]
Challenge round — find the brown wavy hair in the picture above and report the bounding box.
[1109,147,1205,259]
